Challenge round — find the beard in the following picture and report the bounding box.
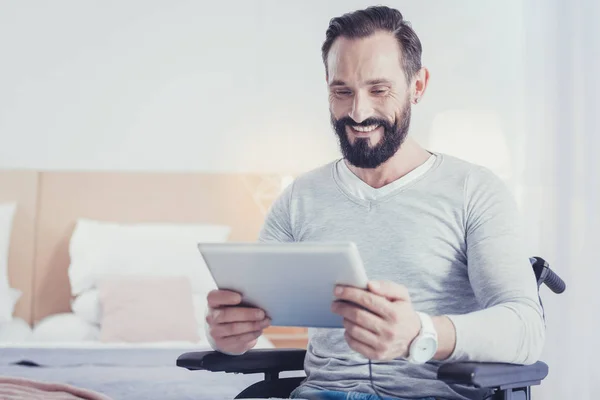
[331,101,411,169]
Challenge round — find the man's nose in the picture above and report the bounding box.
[348,92,374,124]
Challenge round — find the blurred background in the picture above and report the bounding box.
[0,0,598,399]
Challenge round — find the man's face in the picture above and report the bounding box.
[327,31,412,169]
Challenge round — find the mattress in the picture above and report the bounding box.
[0,345,292,400]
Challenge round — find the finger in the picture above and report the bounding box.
[343,319,380,349]
[334,286,396,320]
[331,301,384,334]
[211,318,271,339]
[207,307,266,324]
[344,331,383,360]
[211,319,271,339]
[215,331,262,353]
[244,338,259,351]
[207,290,243,307]
[367,280,410,301]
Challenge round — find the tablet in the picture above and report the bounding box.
[197,242,369,328]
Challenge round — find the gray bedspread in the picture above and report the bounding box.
[0,347,288,400]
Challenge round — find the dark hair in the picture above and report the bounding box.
[321,6,422,82]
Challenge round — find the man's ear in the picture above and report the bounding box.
[412,67,430,104]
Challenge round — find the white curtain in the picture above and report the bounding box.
[521,0,599,398]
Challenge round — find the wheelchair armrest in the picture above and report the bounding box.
[177,349,307,375]
[437,361,548,389]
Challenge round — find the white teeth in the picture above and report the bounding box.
[352,125,378,133]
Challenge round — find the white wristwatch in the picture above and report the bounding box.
[407,312,438,364]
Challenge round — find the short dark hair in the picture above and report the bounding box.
[321,6,422,82]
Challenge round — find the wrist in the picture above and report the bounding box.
[406,313,457,363]
[431,315,457,361]
[406,312,438,364]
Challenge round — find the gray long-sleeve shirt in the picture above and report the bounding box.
[257,153,545,400]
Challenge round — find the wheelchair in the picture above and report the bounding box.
[177,257,565,400]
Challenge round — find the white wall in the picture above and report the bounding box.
[520,1,600,399]
[4,1,598,397]
[0,0,525,174]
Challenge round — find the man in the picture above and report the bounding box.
[205,6,545,400]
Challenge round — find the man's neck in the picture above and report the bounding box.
[345,138,432,189]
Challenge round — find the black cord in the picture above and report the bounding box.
[368,359,386,400]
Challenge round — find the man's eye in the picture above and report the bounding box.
[336,90,352,96]
[372,89,387,95]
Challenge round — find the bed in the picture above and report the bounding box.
[0,343,274,399]
[0,170,304,400]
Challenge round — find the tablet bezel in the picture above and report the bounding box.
[197,241,369,328]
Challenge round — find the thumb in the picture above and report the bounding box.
[368,280,410,301]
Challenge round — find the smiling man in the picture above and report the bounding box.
[205,6,545,400]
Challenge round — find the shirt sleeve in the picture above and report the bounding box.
[445,166,546,365]
[257,181,295,243]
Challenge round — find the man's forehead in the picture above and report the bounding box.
[327,32,404,84]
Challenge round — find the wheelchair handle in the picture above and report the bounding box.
[544,268,566,294]
[530,256,566,294]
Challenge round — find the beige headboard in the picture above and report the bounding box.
[32,171,275,324]
[0,170,39,323]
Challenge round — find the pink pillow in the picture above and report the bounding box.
[98,276,199,343]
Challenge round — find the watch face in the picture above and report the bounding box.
[411,336,438,363]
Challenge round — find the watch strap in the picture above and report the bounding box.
[416,312,437,338]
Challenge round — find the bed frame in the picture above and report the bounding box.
[0,169,307,347]
[0,170,38,323]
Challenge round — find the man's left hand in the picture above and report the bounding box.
[331,280,421,361]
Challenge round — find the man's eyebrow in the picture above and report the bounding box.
[328,78,393,87]
[365,79,393,85]
[329,80,347,87]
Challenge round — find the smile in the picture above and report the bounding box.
[349,124,381,136]
[351,125,379,133]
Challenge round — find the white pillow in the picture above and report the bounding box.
[71,290,102,325]
[72,289,209,340]
[192,293,209,340]
[32,313,100,342]
[68,219,228,297]
[0,203,16,323]
[0,317,33,343]
[0,288,22,325]
[8,287,21,311]
[0,203,15,281]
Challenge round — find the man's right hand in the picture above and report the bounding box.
[206,289,271,354]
